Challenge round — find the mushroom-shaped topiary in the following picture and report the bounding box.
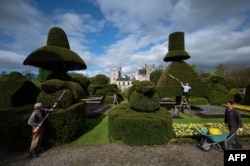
[23,27,87,72]
[129,80,160,112]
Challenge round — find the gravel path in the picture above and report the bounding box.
[1,142,250,166]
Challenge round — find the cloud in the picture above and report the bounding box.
[0,0,250,78]
[96,0,172,33]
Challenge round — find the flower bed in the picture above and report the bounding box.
[173,123,250,138]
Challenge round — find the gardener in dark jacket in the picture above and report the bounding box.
[224,101,243,149]
[27,102,56,158]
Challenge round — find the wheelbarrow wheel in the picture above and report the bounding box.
[201,139,211,151]
[197,137,211,152]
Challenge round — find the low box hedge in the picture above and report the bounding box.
[108,103,174,145]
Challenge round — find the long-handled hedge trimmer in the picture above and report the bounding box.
[168,74,182,84]
[33,90,66,134]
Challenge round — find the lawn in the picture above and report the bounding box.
[73,104,250,145]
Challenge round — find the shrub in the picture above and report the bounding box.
[0,105,34,151]
[129,81,160,112]
[108,103,174,145]
[189,96,208,105]
[230,88,242,102]
[127,80,140,101]
[209,84,233,105]
[243,85,250,105]
[0,101,86,151]
[0,72,40,109]
[43,101,86,147]
[39,79,85,108]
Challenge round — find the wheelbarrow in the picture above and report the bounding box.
[196,129,237,151]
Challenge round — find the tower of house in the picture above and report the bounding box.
[110,67,121,84]
[135,64,156,81]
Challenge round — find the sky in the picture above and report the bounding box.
[0,0,250,77]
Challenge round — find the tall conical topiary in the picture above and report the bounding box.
[157,32,208,103]
[23,27,87,72]
[157,61,207,98]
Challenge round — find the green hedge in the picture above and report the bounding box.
[108,103,174,145]
[189,96,208,105]
[43,101,86,147]
[0,101,86,152]
[0,105,33,151]
[0,72,40,109]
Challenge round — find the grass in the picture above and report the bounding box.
[73,104,250,145]
[73,112,110,145]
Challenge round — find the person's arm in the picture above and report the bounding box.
[27,112,39,128]
[236,111,243,128]
[42,108,54,112]
[224,110,228,126]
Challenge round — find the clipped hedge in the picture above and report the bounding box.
[0,101,86,151]
[41,79,85,102]
[0,72,40,109]
[43,101,86,147]
[0,105,32,151]
[189,96,208,105]
[108,103,174,145]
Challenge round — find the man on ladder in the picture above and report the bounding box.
[168,74,192,114]
[181,82,191,104]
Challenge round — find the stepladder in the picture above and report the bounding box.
[175,96,192,115]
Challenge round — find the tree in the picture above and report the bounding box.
[37,68,52,82]
[150,69,163,85]
[214,64,229,78]
[227,66,250,88]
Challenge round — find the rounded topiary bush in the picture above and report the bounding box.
[127,80,140,101]
[108,103,174,145]
[209,84,233,105]
[129,81,160,112]
[189,96,208,105]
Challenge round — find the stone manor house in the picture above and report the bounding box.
[110,64,164,91]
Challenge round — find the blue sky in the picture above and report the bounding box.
[0,0,250,77]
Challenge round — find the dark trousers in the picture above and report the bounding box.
[183,92,189,103]
[228,126,241,146]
